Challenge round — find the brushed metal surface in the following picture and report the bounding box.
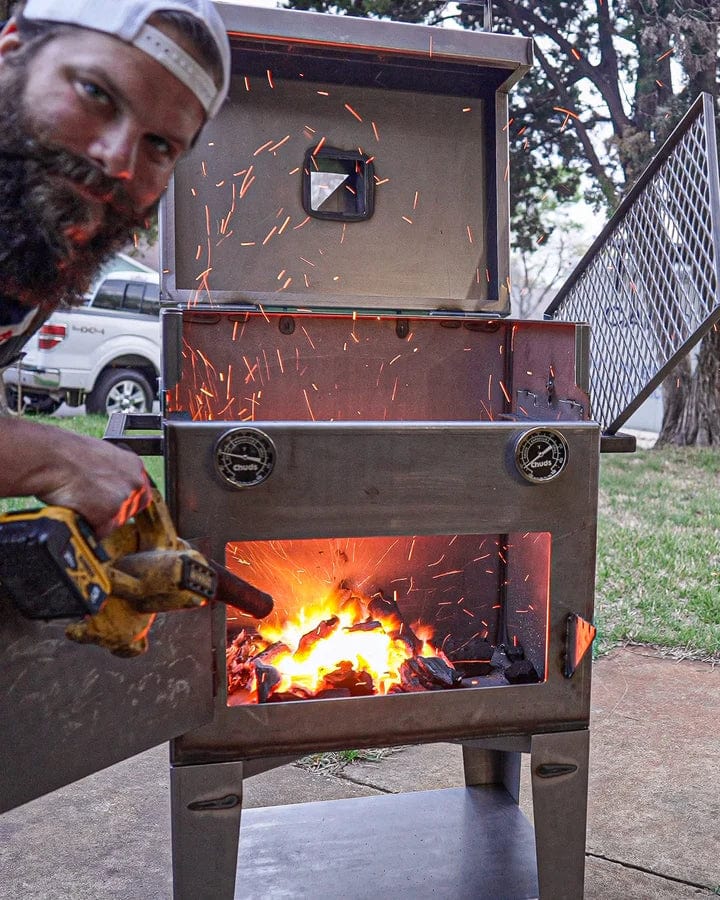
[233,786,538,900]
[162,312,589,421]
[160,7,533,314]
[168,421,599,546]
[216,4,533,73]
[0,603,213,813]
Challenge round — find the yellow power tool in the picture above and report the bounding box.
[0,488,272,656]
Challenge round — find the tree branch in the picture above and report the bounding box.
[532,42,620,207]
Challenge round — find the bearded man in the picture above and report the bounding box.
[0,0,230,535]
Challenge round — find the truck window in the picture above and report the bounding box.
[92,279,125,311]
[141,283,161,317]
[123,282,144,311]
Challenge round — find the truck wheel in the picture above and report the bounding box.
[86,369,154,415]
[5,387,63,415]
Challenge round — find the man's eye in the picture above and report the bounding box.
[147,135,174,159]
[78,81,112,104]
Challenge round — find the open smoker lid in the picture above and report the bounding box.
[160,3,533,315]
[546,94,720,434]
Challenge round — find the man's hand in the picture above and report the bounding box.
[0,418,152,537]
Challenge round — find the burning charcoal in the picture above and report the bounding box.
[390,630,423,657]
[227,662,254,694]
[227,629,266,694]
[368,592,422,654]
[321,661,375,696]
[398,662,425,693]
[314,688,352,700]
[254,660,282,702]
[345,619,383,633]
[404,656,463,690]
[336,585,367,622]
[503,659,540,685]
[294,616,340,661]
[266,689,311,703]
[254,641,291,664]
[227,628,263,658]
[444,637,494,677]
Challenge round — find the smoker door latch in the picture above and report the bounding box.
[515,390,584,421]
[564,613,597,678]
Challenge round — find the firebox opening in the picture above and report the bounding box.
[224,532,550,706]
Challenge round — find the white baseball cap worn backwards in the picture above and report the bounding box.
[22,0,231,118]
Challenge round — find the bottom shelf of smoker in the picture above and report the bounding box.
[235,785,538,899]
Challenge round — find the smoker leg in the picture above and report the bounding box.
[531,729,589,900]
[461,741,521,802]
[171,760,244,900]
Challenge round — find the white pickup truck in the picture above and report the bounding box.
[4,270,161,415]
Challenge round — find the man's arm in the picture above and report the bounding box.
[0,417,150,537]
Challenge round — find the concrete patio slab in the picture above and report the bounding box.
[0,647,717,898]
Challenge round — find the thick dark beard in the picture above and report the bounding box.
[0,57,156,310]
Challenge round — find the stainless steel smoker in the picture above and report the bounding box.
[4,5,720,900]
[160,7,594,898]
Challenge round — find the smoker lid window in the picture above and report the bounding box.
[302,147,375,222]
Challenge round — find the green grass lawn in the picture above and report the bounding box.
[2,414,718,659]
[596,446,720,659]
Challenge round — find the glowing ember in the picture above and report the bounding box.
[227,585,460,702]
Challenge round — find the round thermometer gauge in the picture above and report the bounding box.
[214,428,276,488]
[514,428,569,484]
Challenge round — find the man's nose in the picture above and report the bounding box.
[87,122,139,181]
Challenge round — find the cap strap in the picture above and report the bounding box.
[132,23,216,115]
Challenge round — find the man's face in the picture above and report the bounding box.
[0,22,206,306]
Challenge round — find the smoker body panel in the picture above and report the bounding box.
[0,604,213,813]
[163,310,589,423]
[167,421,598,545]
[167,421,598,762]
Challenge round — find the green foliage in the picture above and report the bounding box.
[280,0,719,247]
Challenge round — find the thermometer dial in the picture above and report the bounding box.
[514,428,569,483]
[214,428,276,488]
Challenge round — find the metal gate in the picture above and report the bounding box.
[546,93,720,434]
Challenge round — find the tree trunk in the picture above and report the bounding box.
[0,1,13,21]
[657,328,720,446]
